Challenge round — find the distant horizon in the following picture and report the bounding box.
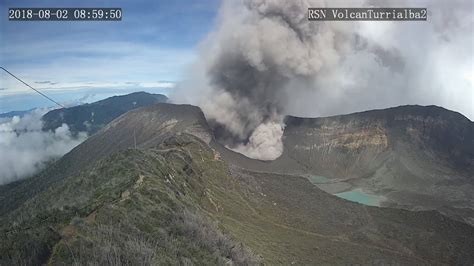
[2,90,472,124]
[0,85,172,114]
[1,0,473,121]
[0,0,219,112]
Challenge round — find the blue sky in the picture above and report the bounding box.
[0,0,220,112]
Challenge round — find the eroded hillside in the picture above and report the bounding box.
[217,105,474,225]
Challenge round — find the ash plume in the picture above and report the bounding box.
[172,0,474,160]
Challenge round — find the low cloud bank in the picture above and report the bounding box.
[0,109,87,185]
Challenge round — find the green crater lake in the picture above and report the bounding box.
[335,188,384,207]
[306,175,384,206]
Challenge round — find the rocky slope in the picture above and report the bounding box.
[282,105,473,176]
[1,103,474,265]
[218,105,474,224]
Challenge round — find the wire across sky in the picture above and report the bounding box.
[1,66,65,108]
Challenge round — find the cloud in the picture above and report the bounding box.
[0,109,87,185]
[0,78,177,98]
[35,81,58,85]
[0,41,192,96]
[172,0,474,160]
[77,93,96,103]
[0,86,174,114]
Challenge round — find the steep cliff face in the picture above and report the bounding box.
[279,105,474,223]
[214,105,474,224]
[283,105,473,177]
[283,116,390,178]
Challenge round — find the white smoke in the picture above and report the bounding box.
[233,121,285,160]
[0,109,87,185]
[172,0,474,160]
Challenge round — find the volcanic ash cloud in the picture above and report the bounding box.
[175,0,344,160]
[172,0,474,160]
[233,120,285,160]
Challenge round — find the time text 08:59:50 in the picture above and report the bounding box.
[8,8,122,21]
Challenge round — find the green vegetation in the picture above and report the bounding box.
[0,135,260,265]
[2,103,474,265]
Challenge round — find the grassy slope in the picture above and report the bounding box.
[1,133,474,265]
[0,135,259,265]
[208,167,474,265]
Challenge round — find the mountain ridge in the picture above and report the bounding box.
[41,91,168,135]
[1,102,474,264]
[286,104,472,122]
